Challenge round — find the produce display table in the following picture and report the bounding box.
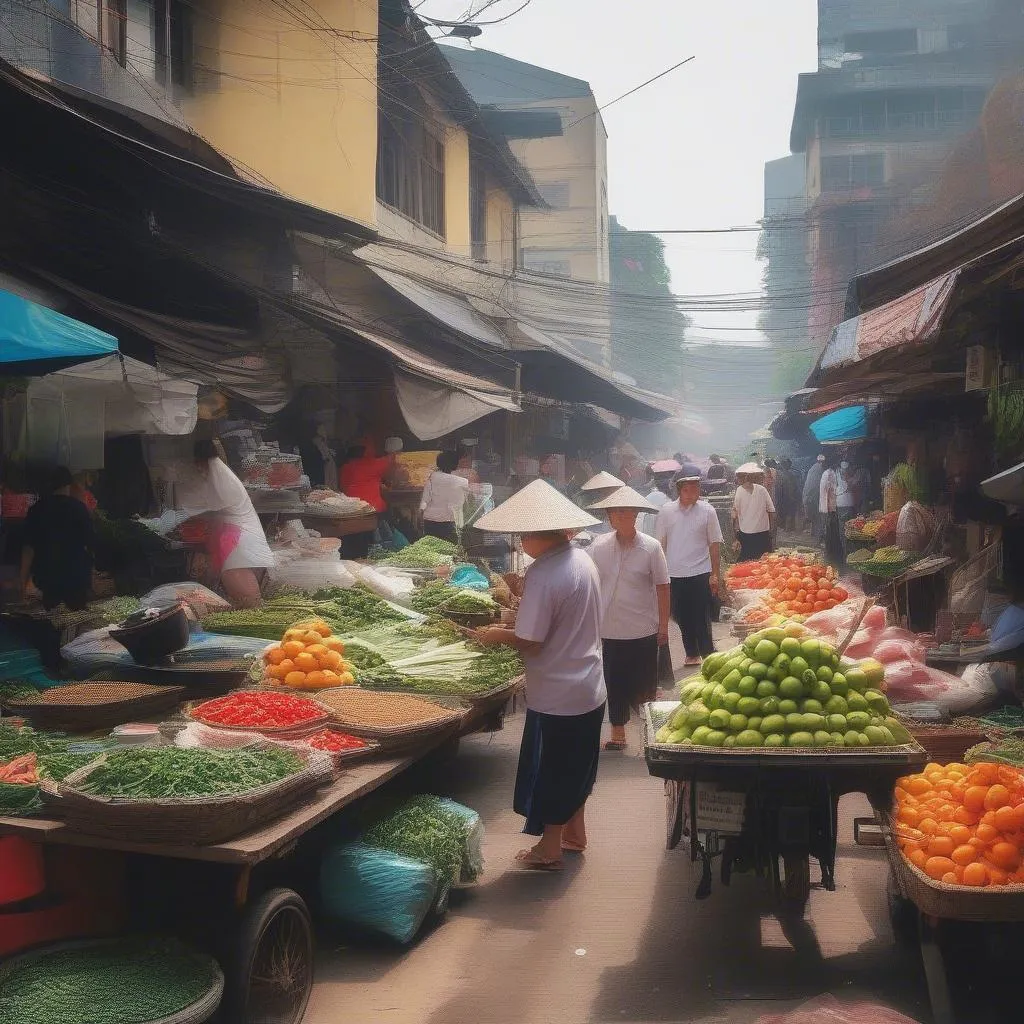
[876,807,1024,1024]
[643,702,927,909]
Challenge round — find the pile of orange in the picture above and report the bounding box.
[262,619,355,691]
[894,761,1024,887]
[727,555,847,618]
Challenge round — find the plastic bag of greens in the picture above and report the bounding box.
[436,797,485,885]
[318,842,439,944]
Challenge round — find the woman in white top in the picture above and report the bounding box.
[419,451,470,544]
[731,463,776,561]
[176,440,274,608]
[586,487,670,751]
[819,453,845,569]
[836,460,856,522]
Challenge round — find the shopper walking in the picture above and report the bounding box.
[732,462,776,561]
[820,454,845,570]
[655,471,723,666]
[803,454,826,539]
[837,459,857,526]
[419,450,471,543]
[473,480,606,871]
[585,486,670,751]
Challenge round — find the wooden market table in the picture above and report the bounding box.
[0,683,519,1023]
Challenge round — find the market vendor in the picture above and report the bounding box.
[473,480,607,872]
[419,451,471,543]
[338,438,395,512]
[19,466,94,610]
[585,486,669,751]
[172,440,274,608]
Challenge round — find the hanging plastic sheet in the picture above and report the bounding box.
[394,369,519,441]
[809,404,868,444]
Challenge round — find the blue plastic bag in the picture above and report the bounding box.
[319,841,440,944]
[449,566,490,591]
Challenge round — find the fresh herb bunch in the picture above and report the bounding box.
[364,794,467,884]
[441,591,497,614]
[77,747,303,799]
[410,580,462,615]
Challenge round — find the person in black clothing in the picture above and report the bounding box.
[19,467,94,610]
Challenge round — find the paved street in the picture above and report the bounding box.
[305,624,936,1024]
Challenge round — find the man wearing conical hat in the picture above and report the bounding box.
[586,487,670,751]
[473,480,607,871]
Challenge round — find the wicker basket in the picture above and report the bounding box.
[0,938,224,1024]
[183,698,329,737]
[50,745,332,845]
[7,683,186,732]
[905,723,988,764]
[314,688,465,751]
[883,812,1024,922]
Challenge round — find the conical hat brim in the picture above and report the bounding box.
[736,462,763,475]
[580,471,625,491]
[474,479,601,533]
[587,485,657,512]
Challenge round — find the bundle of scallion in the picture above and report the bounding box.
[390,642,483,680]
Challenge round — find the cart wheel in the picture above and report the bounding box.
[227,887,314,1024]
[780,853,811,914]
[886,871,918,945]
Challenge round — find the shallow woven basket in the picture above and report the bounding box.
[883,811,1024,922]
[276,728,383,774]
[184,698,329,738]
[49,745,332,845]
[0,937,225,1024]
[314,688,465,750]
[905,724,988,765]
[8,683,186,732]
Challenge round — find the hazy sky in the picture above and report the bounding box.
[421,0,819,344]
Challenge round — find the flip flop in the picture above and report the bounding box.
[683,657,702,667]
[515,849,563,872]
[603,740,627,751]
[561,841,587,853]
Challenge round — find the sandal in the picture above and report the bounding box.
[561,841,587,853]
[603,740,627,751]
[515,849,563,872]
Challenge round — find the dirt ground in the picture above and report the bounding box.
[304,622,949,1024]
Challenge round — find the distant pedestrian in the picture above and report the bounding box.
[837,458,856,526]
[732,462,776,561]
[820,454,845,569]
[780,459,799,530]
[656,472,723,666]
[803,455,826,539]
[586,486,670,751]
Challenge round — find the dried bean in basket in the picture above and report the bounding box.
[12,683,170,706]
[317,689,456,727]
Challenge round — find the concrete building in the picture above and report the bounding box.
[441,45,610,285]
[790,0,1024,350]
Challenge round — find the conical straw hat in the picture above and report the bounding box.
[580,471,625,492]
[587,485,657,513]
[474,479,600,533]
[736,462,763,475]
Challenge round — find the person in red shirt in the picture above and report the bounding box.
[338,440,394,512]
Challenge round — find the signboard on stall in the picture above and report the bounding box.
[965,346,991,391]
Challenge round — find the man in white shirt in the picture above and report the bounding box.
[803,454,825,539]
[732,463,776,561]
[836,459,856,523]
[586,486,670,750]
[656,473,724,666]
[419,451,470,543]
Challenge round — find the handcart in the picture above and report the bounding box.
[643,702,927,911]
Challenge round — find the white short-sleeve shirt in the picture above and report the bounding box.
[514,545,607,715]
[655,499,724,578]
[588,531,670,640]
[733,484,775,535]
[420,471,470,523]
[819,468,838,514]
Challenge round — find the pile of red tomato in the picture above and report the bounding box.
[727,554,849,617]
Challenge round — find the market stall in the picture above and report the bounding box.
[0,540,524,1024]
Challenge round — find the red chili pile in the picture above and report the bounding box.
[192,691,324,730]
[305,730,368,753]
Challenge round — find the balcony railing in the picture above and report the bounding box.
[821,109,970,138]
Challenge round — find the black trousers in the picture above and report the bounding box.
[602,635,659,727]
[670,574,716,659]
[737,530,773,561]
[423,520,458,543]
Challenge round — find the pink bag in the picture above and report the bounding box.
[873,638,927,665]
[207,522,242,574]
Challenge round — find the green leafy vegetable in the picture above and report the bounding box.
[364,794,468,884]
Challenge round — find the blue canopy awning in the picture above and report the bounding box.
[0,288,117,374]
[810,404,867,444]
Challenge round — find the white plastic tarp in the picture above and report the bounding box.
[22,354,198,469]
[394,369,517,440]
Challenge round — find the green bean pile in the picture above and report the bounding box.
[77,746,303,799]
[37,752,96,783]
[0,938,218,1024]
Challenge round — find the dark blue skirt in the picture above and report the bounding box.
[514,704,605,836]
